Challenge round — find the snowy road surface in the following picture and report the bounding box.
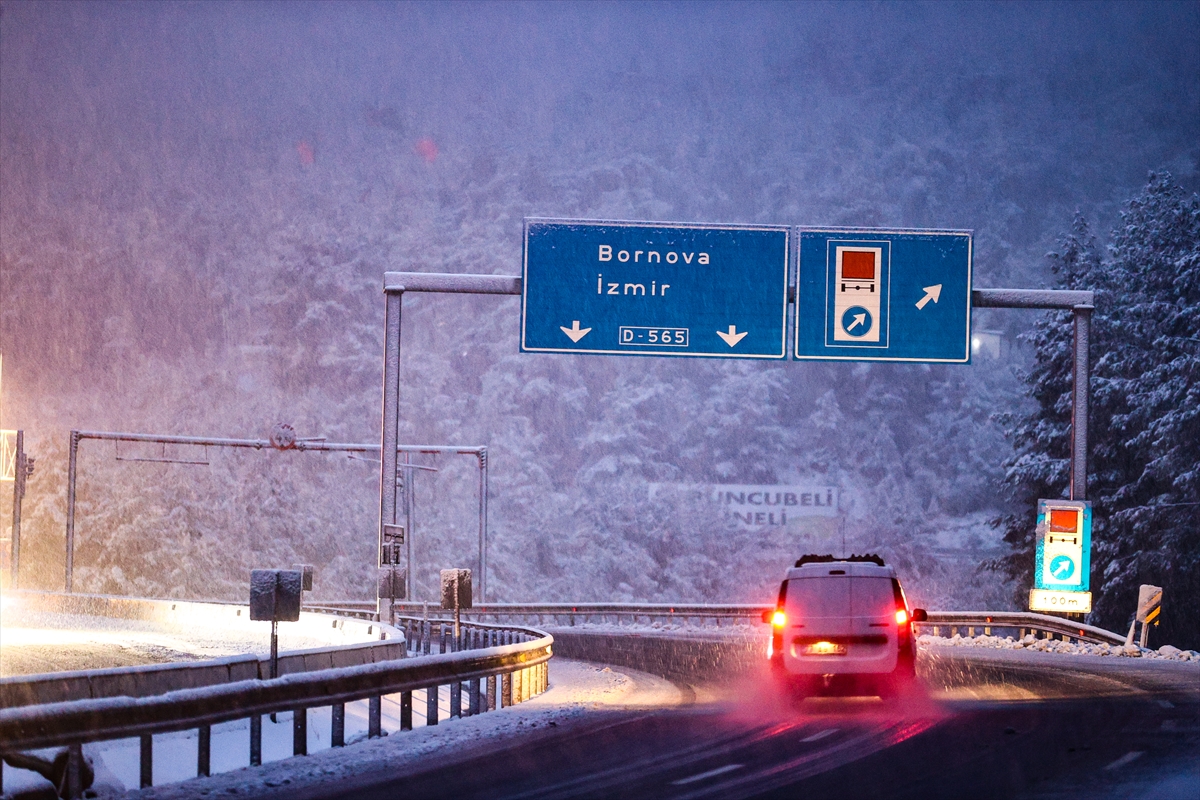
[3,630,1197,799]
[122,648,1196,800]
[0,659,681,798]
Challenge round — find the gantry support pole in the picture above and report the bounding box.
[1071,306,1092,501]
[381,273,519,605]
[379,289,404,619]
[972,289,1094,501]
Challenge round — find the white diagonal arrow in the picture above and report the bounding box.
[847,313,867,332]
[560,320,591,343]
[716,325,748,347]
[916,284,943,310]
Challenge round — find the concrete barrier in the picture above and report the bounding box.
[548,629,764,684]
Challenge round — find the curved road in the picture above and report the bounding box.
[290,648,1199,800]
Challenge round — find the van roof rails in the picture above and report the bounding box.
[794,553,886,567]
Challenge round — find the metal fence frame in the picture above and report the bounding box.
[62,430,488,600]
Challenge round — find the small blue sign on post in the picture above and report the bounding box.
[1033,499,1092,593]
[794,228,972,362]
[521,219,789,359]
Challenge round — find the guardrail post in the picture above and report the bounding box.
[369,696,382,738]
[469,678,481,715]
[250,715,262,765]
[426,685,439,725]
[401,691,413,730]
[198,724,211,776]
[450,681,462,718]
[140,734,153,788]
[67,743,84,799]
[293,707,307,756]
[423,621,431,655]
[332,703,345,747]
[440,625,450,654]
[487,675,497,711]
[502,673,512,708]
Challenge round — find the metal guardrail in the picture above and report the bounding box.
[0,619,552,799]
[375,603,1127,646]
[386,602,767,628]
[916,611,1127,646]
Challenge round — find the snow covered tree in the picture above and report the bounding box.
[993,174,1200,649]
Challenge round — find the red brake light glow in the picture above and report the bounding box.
[895,608,909,625]
[772,610,787,628]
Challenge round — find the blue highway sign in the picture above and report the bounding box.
[794,228,972,362]
[522,219,789,358]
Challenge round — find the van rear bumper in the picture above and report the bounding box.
[782,637,899,674]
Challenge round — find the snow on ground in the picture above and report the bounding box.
[919,633,1200,661]
[0,659,682,799]
[0,609,386,676]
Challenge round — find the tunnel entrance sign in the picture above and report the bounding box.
[1030,498,1092,613]
[794,228,973,362]
[521,219,789,358]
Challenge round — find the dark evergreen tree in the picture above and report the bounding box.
[993,174,1200,649]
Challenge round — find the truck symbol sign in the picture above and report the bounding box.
[833,247,883,343]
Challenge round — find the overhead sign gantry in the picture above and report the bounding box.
[379,218,1093,616]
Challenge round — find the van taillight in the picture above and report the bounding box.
[768,608,785,661]
[895,608,908,625]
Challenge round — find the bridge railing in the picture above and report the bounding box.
[0,619,551,799]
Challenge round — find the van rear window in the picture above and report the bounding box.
[784,576,895,618]
[785,577,849,617]
[851,578,896,616]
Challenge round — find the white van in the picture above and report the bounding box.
[764,554,927,698]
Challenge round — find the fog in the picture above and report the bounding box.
[1,1,1196,609]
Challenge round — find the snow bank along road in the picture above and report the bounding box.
[0,596,389,678]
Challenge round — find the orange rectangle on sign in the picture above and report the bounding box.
[1049,508,1080,533]
[841,251,876,280]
